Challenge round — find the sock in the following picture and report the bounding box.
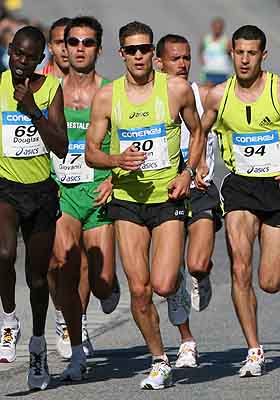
[3,310,18,328]
[29,335,46,353]
[152,353,168,363]
[55,310,66,325]
[72,344,85,362]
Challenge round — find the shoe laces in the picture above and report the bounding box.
[30,351,46,376]
[62,327,69,341]
[0,328,15,346]
[150,359,170,377]
[243,348,264,364]
[178,341,196,357]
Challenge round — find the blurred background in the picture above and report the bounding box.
[1,0,280,81]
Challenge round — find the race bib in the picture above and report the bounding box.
[118,123,170,171]
[52,140,94,184]
[2,110,48,157]
[232,130,280,175]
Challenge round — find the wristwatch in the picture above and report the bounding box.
[30,108,43,121]
[184,165,196,180]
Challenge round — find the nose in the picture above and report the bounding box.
[134,49,143,59]
[241,53,249,64]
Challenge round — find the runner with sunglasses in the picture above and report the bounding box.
[42,17,94,362]
[155,34,221,368]
[86,21,203,390]
[50,16,120,381]
[0,26,68,390]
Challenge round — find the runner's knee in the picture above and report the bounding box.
[232,263,252,289]
[130,283,152,309]
[259,275,280,294]
[0,243,16,267]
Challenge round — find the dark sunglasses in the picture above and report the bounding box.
[122,43,154,55]
[66,37,98,47]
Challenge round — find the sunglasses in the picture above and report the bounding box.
[66,37,98,48]
[122,44,154,55]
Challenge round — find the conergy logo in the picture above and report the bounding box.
[7,114,31,122]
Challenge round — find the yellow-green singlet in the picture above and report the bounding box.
[214,72,280,177]
[110,71,181,203]
[0,70,60,184]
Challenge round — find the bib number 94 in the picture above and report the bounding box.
[244,145,266,157]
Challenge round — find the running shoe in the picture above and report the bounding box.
[27,337,50,390]
[167,268,191,326]
[0,318,21,363]
[239,346,265,377]
[175,341,199,368]
[191,275,212,312]
[60,359,87,381]
[100,276,121,314]
[82,326,94,358]
[56,322,71,359]
[140,359,172,390]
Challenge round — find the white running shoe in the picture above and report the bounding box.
[56,322,71,359]
[100,276,121,314]
[60,359,87,381]
[239,346,265,377]
[82,326,94,358]
[27,337,50,390]
[167,268,191,326]
[191,275,212,312]
[140,359,172,390]
[0,319,21,363]
[175,341,199,368]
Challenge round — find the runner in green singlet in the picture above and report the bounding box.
[200,25,280,378]
[49,16,119,381]
[86,21,204,390]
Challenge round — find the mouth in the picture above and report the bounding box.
[240,67,249,73]
[134,63,145,69]
[15,68,25,76]
[177,71,187,77]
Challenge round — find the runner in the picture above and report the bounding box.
[86,21,203,390]
[50,16,119,381]
[155,34,221,368]
[199,17,231,86]
[42,16,96,361]
[0,26,67,390]
[39,17,70,78]
[200,24,280,377]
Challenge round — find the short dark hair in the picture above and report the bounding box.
[232,25,266,52]
[49,17,71,42]
[119,21,153,47]
[64,16,103,47]
[13,26,46,55]
[156,34,189,57]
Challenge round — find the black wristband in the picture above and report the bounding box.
[30,109,43,121]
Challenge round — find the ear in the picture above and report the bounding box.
[230,49,234,60]
[262,50,268,61]
[154,57,163,71]
[97,46,102,57]
[119,48,126,62]
[47,42,53,56]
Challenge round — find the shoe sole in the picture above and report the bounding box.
[28,377,50,390]
[240,370,263,378]
[141,379,173,390]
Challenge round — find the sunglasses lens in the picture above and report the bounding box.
[83,38,97,47]
[67,37,97,47]
[67,37,79,46]
[123,44,154,55]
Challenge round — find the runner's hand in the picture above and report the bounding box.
[118,145,146,171]
[195,161,209,191]
[94,177,113,206]
[168,171,191,200]
[274,175,280,181]
[14,78,37,114]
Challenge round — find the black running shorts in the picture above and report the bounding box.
[0,177,61,235]
[221,173,280,227]
[106,197,186,230]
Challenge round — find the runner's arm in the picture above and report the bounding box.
[86,85,146,170]
[39,85,68,158]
